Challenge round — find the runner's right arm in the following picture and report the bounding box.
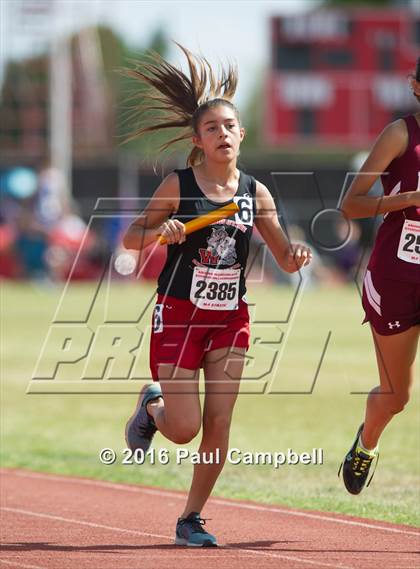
[123,173,186,250]
[341,120,420,219]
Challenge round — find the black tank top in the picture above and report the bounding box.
[157,167,256,309]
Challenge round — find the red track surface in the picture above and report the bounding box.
[1,468,419,569]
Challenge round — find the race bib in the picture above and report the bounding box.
[190,266,240,310]
[397,219,420,264]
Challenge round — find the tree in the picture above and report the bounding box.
[0,25,170,160]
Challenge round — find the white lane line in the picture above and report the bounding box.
[0,560,45,569]
[6,469,419,537]
[1,507,169,541]
[224,547,354,569]
[1,507,351,569]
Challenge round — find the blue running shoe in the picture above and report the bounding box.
[125,383,162,452]
[175,512,217,547]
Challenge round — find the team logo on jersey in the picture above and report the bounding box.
[209,195,253,233]
[198,227,237,266]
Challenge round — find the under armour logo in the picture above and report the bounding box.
[388,321,401,330]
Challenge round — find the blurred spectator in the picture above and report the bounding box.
[35,163,69,228]
[0,210,19,278]
[330,219,362,281]
[0,162,102,282]
[14,201,49,279]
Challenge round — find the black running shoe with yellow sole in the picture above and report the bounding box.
[339,424,379,495]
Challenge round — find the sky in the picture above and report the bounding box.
[1,0,318,108]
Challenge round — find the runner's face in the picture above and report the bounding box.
[193,105,245,162]
[409,76,420,102]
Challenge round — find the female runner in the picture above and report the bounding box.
[122,44,312,546]
[339,58,420,494]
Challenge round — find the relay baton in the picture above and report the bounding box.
[158,201,239,245]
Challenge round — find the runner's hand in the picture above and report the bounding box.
[284,243,313,273]
[158,219,186,244]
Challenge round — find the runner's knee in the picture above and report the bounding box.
[370,386,410,415]
[388,392,410,415]
[170,421,201,444]
[203,413,232,436]
[379,390,410,415]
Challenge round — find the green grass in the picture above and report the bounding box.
[1,280,419,526]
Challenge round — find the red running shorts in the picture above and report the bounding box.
[150,294,250,380]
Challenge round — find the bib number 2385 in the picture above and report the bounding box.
[397,219,420,264]
[190,267,240,310]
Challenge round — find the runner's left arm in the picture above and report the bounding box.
[255,181,312,273]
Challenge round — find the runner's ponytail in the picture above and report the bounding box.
[123,42,239,166]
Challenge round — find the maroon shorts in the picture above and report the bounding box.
[362,269,420,336]
[150,294,250,380]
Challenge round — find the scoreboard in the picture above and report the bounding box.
[265,9,419,146]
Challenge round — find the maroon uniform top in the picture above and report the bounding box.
[367,115,420,283]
